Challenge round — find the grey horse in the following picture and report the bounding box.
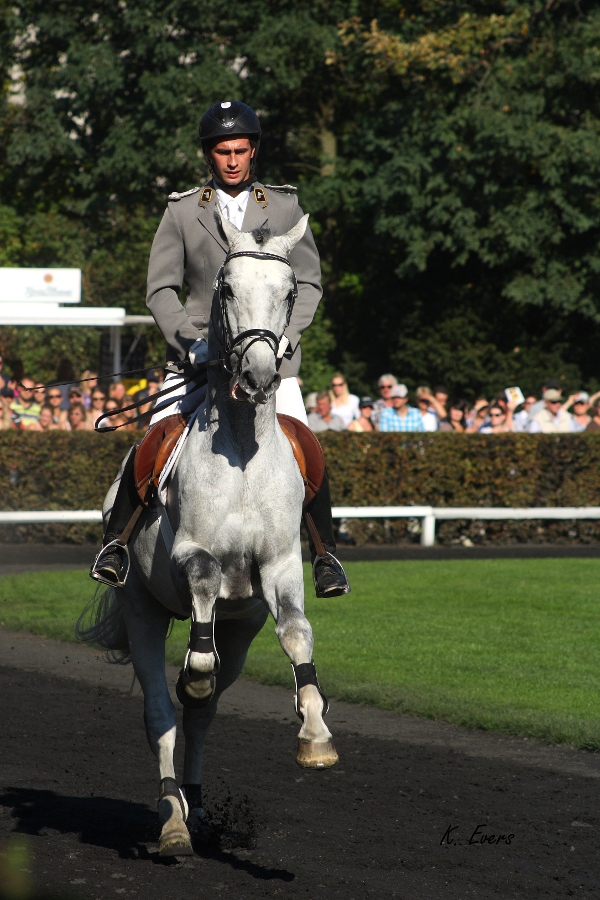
[79,212,338,858]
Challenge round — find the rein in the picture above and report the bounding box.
[28,251,297,432]
[18,365,168,393]
[94,361,220,432]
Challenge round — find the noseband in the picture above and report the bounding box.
[212,250,298,378]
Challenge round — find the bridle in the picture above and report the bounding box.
[92,249,298,429]
[211,250,298,378]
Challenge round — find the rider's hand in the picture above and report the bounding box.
[188,339,209,369]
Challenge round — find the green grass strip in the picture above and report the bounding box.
[1,560,599,749]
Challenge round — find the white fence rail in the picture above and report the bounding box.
[2,507,600,547]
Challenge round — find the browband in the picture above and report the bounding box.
[225,251,291,267]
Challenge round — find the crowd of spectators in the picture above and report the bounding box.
[1,351,600,439]
[305,374,600,436]
[0,354,164,432]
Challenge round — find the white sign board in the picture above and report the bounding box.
[0,268,81,304]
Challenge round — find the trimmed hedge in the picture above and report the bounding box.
[1,431,600,544]
[320,432,600,545]
[0,432,137,544]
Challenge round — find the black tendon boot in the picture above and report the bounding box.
[90,450,141,587]
[304,471,350,598]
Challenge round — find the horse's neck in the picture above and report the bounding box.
[207,365,278,450]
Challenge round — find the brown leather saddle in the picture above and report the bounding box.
[133,412,325,507]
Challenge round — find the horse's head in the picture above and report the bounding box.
[215,211,309,404]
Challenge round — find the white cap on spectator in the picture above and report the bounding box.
[390,384,408,398]
[543,389,562,402]
[304,391,318,410]
[576,392,589,402]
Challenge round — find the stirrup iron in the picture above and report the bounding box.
[90,539,130,588]
[312,551,351,598]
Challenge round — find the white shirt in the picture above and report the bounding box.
[331,394,360,428]
[216,186,251,230]
[420,409,438,432]
[527,409,577,433]
[513,409,529,432]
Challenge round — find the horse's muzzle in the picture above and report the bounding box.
[232,371,281,405]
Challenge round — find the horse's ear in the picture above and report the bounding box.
[215,209,241,248]
[277,214,309,256]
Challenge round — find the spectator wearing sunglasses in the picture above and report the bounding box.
[87,388,108,428]
[479,401,516,433]
[10,377,41,429]
[528,389,574,433]
[47,388,68,427]
[560,391,600,432]
[371,374,398,428]
[329,373,359,427]
[378,384,424,432]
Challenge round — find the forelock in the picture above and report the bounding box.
[250,224,274,246]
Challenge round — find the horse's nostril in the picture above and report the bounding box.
[244,371,259,390]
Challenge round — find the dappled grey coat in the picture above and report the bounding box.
[146,181,323,379]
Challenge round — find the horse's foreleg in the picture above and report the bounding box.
[171,541,221,706]
[182,609,268,831]
[120,578,192,857]
[262,558,338,769]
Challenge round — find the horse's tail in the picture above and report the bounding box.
[76,585,131,665]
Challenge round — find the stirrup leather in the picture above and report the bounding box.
[90,539,130,588]
[312,551,351,598]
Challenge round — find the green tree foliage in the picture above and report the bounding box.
[336,0,600,396]
[1,0,599,398]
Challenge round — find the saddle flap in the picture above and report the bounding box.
[153,421,187,486]
[134,413,186,503]
[279,423,307,483]
[277,413,326,507]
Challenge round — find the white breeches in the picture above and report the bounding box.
[149,374,307,427]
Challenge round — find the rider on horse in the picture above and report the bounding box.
[90,100,350,599]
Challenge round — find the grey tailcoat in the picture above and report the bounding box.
[146,181,322,379]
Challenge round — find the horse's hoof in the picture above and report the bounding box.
[158,832,193,857]
[296,738,339,769]
[175,669,216,709]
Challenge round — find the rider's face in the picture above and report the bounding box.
[210,138,255,187]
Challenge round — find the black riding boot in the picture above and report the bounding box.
[90,450,141,587]
[304,471,350,598]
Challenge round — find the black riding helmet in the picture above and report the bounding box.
[199,101,261,184]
